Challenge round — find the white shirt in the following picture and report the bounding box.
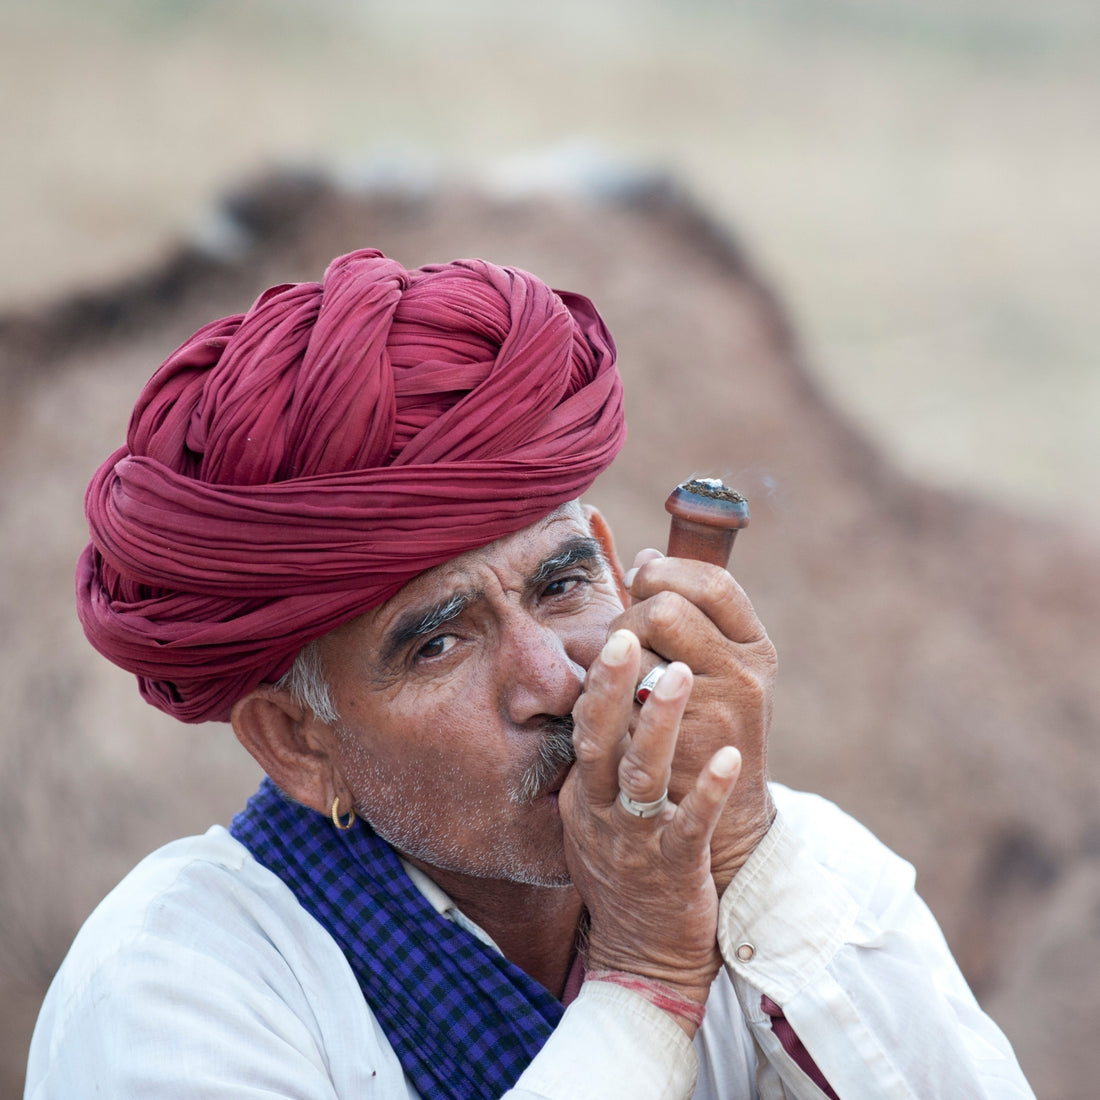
[25,785,1034,1099]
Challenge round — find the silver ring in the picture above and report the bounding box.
[634,661,669,705]
[618,789,670,818]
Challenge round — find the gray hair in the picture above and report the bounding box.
[272,640,339,725]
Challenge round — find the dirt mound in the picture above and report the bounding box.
[2,173,1096,1097]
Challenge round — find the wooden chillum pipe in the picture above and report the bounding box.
[665,478,749,568]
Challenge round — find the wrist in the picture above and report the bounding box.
[585,968,707,1039]
[712,795,777,896]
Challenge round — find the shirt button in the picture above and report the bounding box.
[736,942,755,962]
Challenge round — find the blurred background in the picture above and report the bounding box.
[4,0,1099,522]
[3,0,1098,1097]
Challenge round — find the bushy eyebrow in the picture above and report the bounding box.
[378,536,606,672]
[380,590,478,669]
[526,537,606,593]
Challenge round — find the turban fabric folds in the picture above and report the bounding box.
[77,249,625,723]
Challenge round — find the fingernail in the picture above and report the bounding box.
[711,746,741,778]
[652,661,689,698]
[624,549,664,589]
[602,629,635,665]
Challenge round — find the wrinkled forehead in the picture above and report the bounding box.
[394,500,589,604]
[323,501,592,651]
[438,501,586,573]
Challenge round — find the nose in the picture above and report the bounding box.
[499,613,586,726]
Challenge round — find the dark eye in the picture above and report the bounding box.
[543,575,586,598]
[416,633,458,661]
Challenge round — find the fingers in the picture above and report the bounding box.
[571,629,640,805]
[660,746,741,863]
[619,569,772,690]
[627,552,766,648]
[572,629,696,812]
[617,660,692,808]
[621,547,663,592]
[571,619,740,850]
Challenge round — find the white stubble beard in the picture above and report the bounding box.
[335,724,574,888]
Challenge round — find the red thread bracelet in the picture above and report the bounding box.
[584,969,707,1028]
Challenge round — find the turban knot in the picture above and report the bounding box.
[77,248,625,722]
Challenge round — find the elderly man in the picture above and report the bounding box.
[27,249,1033,1098]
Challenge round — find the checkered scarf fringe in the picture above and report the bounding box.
[230,778,563,1098]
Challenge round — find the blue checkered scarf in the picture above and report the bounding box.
[230,778,564,1098]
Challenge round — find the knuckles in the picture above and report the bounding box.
[632,559,737,608]
[617,753,665,797]
[731,665,771,713]
[570,729,607,768]
[694,565,735,609]
[626,563,771,659]
[639,589,692,636]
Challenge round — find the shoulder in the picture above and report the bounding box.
[769,782,895,849]
[27,828,400,1097]
[33,826,353,1017]
[54,826,340,977]
[767,783,918,910]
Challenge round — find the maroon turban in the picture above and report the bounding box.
[77,248,625,723]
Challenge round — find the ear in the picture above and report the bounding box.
[582,502,630,608]
[230,686,347,817]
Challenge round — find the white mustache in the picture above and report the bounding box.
[513,717,576,805]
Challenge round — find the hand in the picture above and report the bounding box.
[559,628,742,1035]
[619,551,778,896]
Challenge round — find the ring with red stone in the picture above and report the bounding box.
[634,661,670,706]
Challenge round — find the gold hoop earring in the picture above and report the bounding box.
[331,796,356,831]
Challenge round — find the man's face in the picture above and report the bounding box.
[318,503,624,887]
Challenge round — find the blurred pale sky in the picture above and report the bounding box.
[3,0,1098,526]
